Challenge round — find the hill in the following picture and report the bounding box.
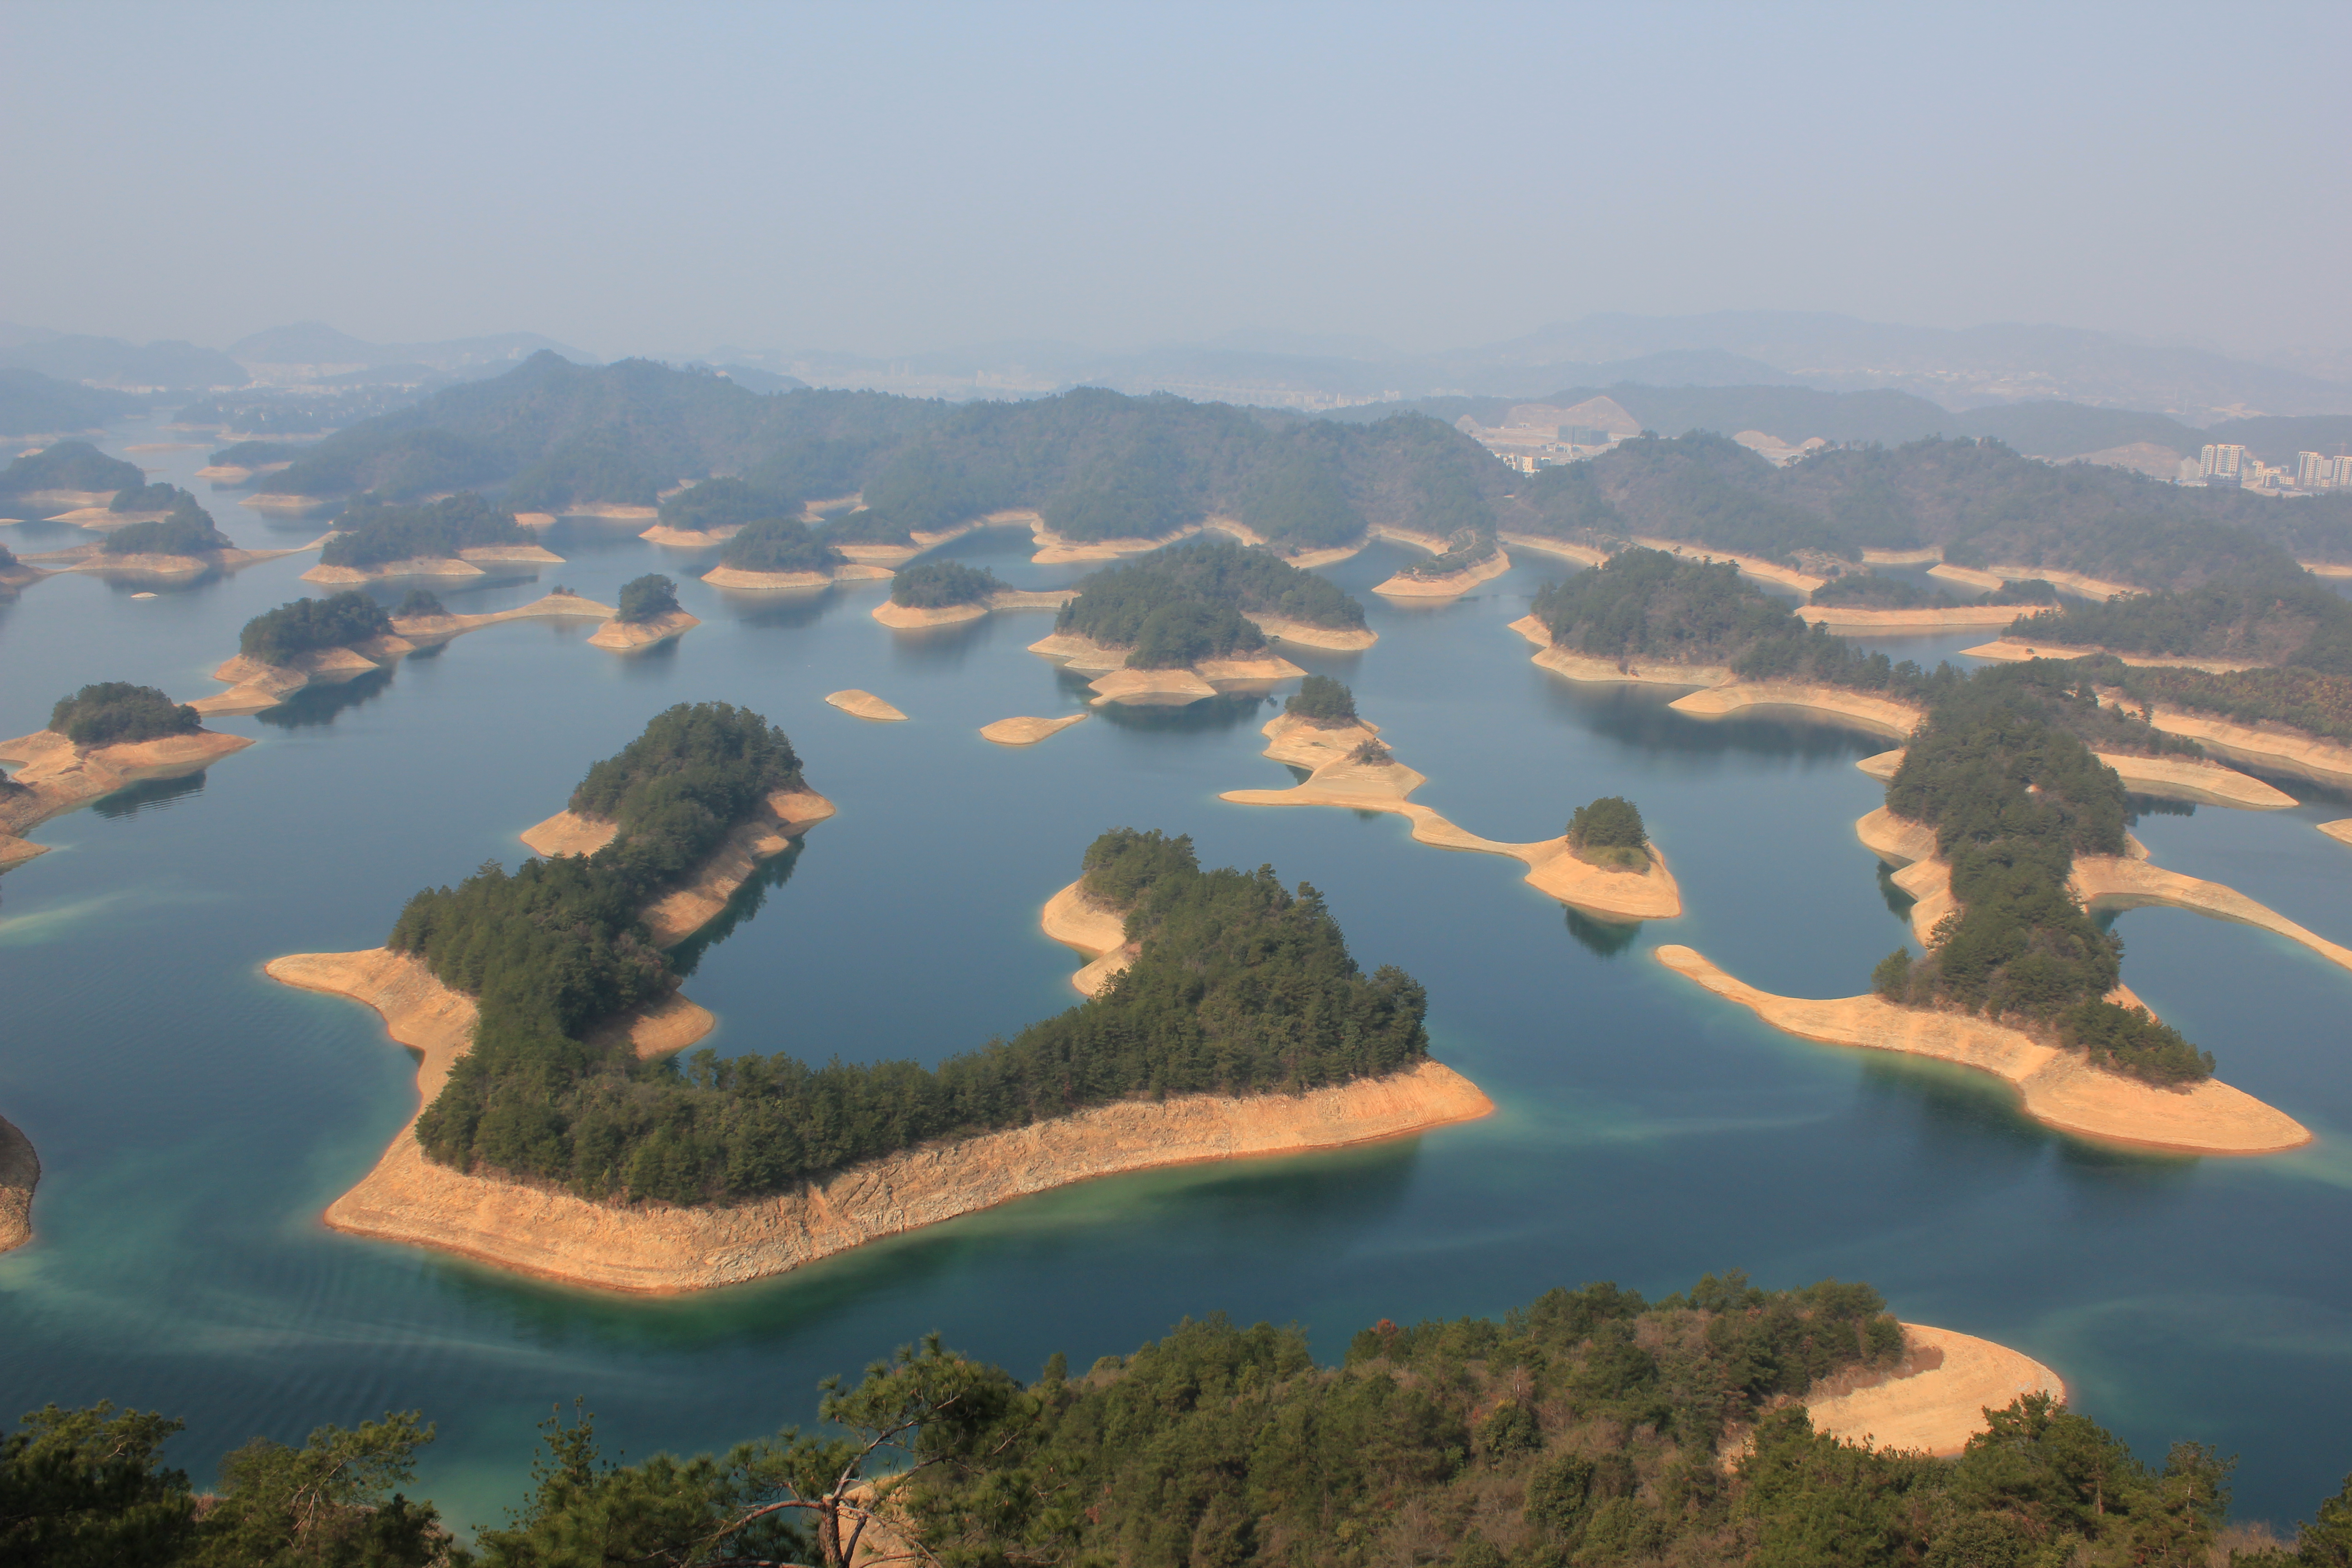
[0,368,142,436]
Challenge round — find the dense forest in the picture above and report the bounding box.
[401,781,1427,1205]
[238,592,395,664]
[715,517,843,576]
[16,1274,2349,1567]
[227,353,1514,555]
[318,493,530,569]
[1873,663,2213,1085]
[2006,569,2352,675]
[1568,797,1650,869]
[891,558,1000,608]
[109,480,181,512]
[0,439,142,504]
[48,682,202,747]
[1284,674,1359,728]
[1057,541,1363,667]
[1507,433,2352,589]
[657,475,801,533]
[2094,659,2352,744]
[99,494,232,557]
[615,573,680,623]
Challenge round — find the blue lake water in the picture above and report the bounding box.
[3,416,2350,1531]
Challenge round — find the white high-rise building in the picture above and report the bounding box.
[2200,443,2248,481]
[2298,451,2331,489]
[2333,455,2352,490]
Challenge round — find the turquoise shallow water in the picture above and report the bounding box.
[3,418,2351,1532]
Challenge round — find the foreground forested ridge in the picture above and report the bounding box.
[1507,431,2352,585]
[15,1275,2350,1567]
[230,355,1513,554]
[405,803,1426,1203]
[1056,540,1365,667]
[1872,662,2216,1085]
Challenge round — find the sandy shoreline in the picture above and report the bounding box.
[1508,614,1735,687]
[1804,1325,2064,1456]
[1629,537,1825,593]
[1653,945,2308,1155]
[826,690,907,722]
[1798,604,2024,631]
[0,728,255,859]
[0,1114,39,1254]
[1027,632,1306,706]
[301,543,565,585]
[1668,681,1922,739]
[981,714,1088,746]
[2321,820,2352,848]
[1932,564,2136,601]
[587,608,700,650]
[870,588,1078,629]
[1498,532,1610,568]
[1964,637,2262,674]
[1372,549,1512,599]
[2127,706,2352,791]
[1861,548,1942,566]
[1242,613,1379,651]
[1041,879,1135,995]
[1219,714,1683,921]
[1854,745,2294,810]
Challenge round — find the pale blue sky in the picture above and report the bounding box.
[3,0,2345,358]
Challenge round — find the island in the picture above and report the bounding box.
[587,573,701,649]
[980,713,1088,746]
[0,683,255,869]
[1217,677,1682,921]
[0,439,144,517]
[1369,524,1512,600]
[698,514,893,589]
[824,689,907,722]
[26,490,324,579]
[868,559,1077,627]
[639,475,799,547]
[1659,660,2315,1155]
[0,1113,34,1254]
[270,729,1488,1290]
[1026,541,1378,704]
[0,543,45,591]
[300,494,564,583]
[2323,819,2352,848]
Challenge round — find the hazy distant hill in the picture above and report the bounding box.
[0,368,144,436]
[226,321,593,383]
[0,329,245,391]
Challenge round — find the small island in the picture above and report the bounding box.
[0,683,255,869]
[641,476,798,547]
[824,689,907,722]
[273,734,1486,1290]
[1218,677,1683,921]
[869,559,1077,627]
[588,573,701,649]
[698,513,893,589]
[1369,525,1512,600]
[980,713,1088,746]
[1026,542,1378,703]
[0,439,143,516]
[302,493,564,583]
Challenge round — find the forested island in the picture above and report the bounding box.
[647,475,800,544]
[701,515,856,588]
[16,1271,2347,1567]
[1,683,252,871]
[588,573,701,648]
[0,439,143,512]
[306,493,555,581]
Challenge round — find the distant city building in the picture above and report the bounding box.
[2200,443,2248,482]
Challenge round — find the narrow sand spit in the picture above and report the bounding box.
[1854,745,2293,809]
[981,714,1088,746]
[2305,561,2352,579]
[193,641,405,715]
[2128,706,2352,791]
[1027,632,1304,706]
[51,505,169,528]
[1219,713,1682,921]
[1652,946,2308,1155]
[2323,820,2352,848]
[1798,604,2024,631]
[1240,613,1379,651]
[1629,537,1825,593]
[1668,682,1922,740]
[0,1114,39,1254]
[1804,1326,2065,1456]
[304,556,484,583]
[871,588,1077,628]
[1862,547,1943,566]
[1372,549,1513,599]
[0,728,255,856]
[1509,615,1734,687]
[389,591,616,647]
[1498,532,1610,568]
[1931,564,2136,601]
[642,523,742,548]
[1963,638,2262,674]
[588,609,700,650]
[520,810,618,858]
[1042,879,1136,995]
[637,790,837,946]
[826,689,908,722]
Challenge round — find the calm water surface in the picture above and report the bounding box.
[3,418,2350,1530]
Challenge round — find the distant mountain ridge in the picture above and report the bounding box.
[226,322,594,382]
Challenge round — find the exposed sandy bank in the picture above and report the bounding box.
[51,505,168,529]
[2322,819,2352,848]
[519,809,618,858]
[1041,879,1135,996]
[1508,615,1733,687]
[1240,613,1379,651]
[1798,604,2024,630]
[639,789,837,946]
[1372,549,1513,599]
[1220,714,1683,921]
[1028,632,1303,706]
[560,502,660,521]
[703,565,833,590]
[1805,1326,2064,1456]
[1652,946,2308,1155]
[642,523,741,548]
[1025,632,1130,673]
[826,690,908,722]
[195,464,252,483]
[870,588,1078,628]
[388,591,617,647]
[0,728,255,853]
[10,487,121,513]
[1498,532,1610,568]
[1862,548,1942,566]
[0,1114,36,1254]
[1029,517,1201,565]
[304,557,483,584]
[1086,667,1222,705]
[981,714,1088,746]
[1668,682,1922,739]
[588,609,700,650]
[243,491,336,514]
[2128,706,2352,791]
[2303,561,2352,579]
[2073,853,2352,977]
[0,835,49,869]
[513,512,556,529]
[462,544,565,565]
[1963,637,2261,674]
[1932,564,2136,601]
[194,642,401,715]
[1854,745,2291,809]
[1630,537,1826,593]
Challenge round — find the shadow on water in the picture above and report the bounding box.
[2127,794,2197,824]
[256,667,395,729]
[619,637,683,679]
[1874,861,1915,921]
[1087,691,1273,735]
[668,839,806,978]
[92,769,208,818]
[729,591,837,633]
[100,566,225,595]
[1564,908,1641,958]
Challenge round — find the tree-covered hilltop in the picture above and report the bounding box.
[19,1283,2352,1567]
[1056,540,1363,667]
[49,683,202,747]
[393,588,446,618]
[1568,796,1650,869]
[403,813,1427,1205]
[99,495,233,557]
[317,493,530,569]
[234,354,1516,554]
[657,475,801,533]
[238,592,395,664]
[890,558,999,608]
[615,573,681,623]
[1873,662,2213,1086]
[714,517,843,576]
[109,480,181,512]
[0,366,142,438]
[2005,568,2352,674]
[1507,433,2352,589]
[0,439,144,505]
[1284,673,1359,728]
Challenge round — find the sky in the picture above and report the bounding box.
[3,0,2347,362]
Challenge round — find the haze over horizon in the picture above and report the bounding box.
[4,0,2347,372]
